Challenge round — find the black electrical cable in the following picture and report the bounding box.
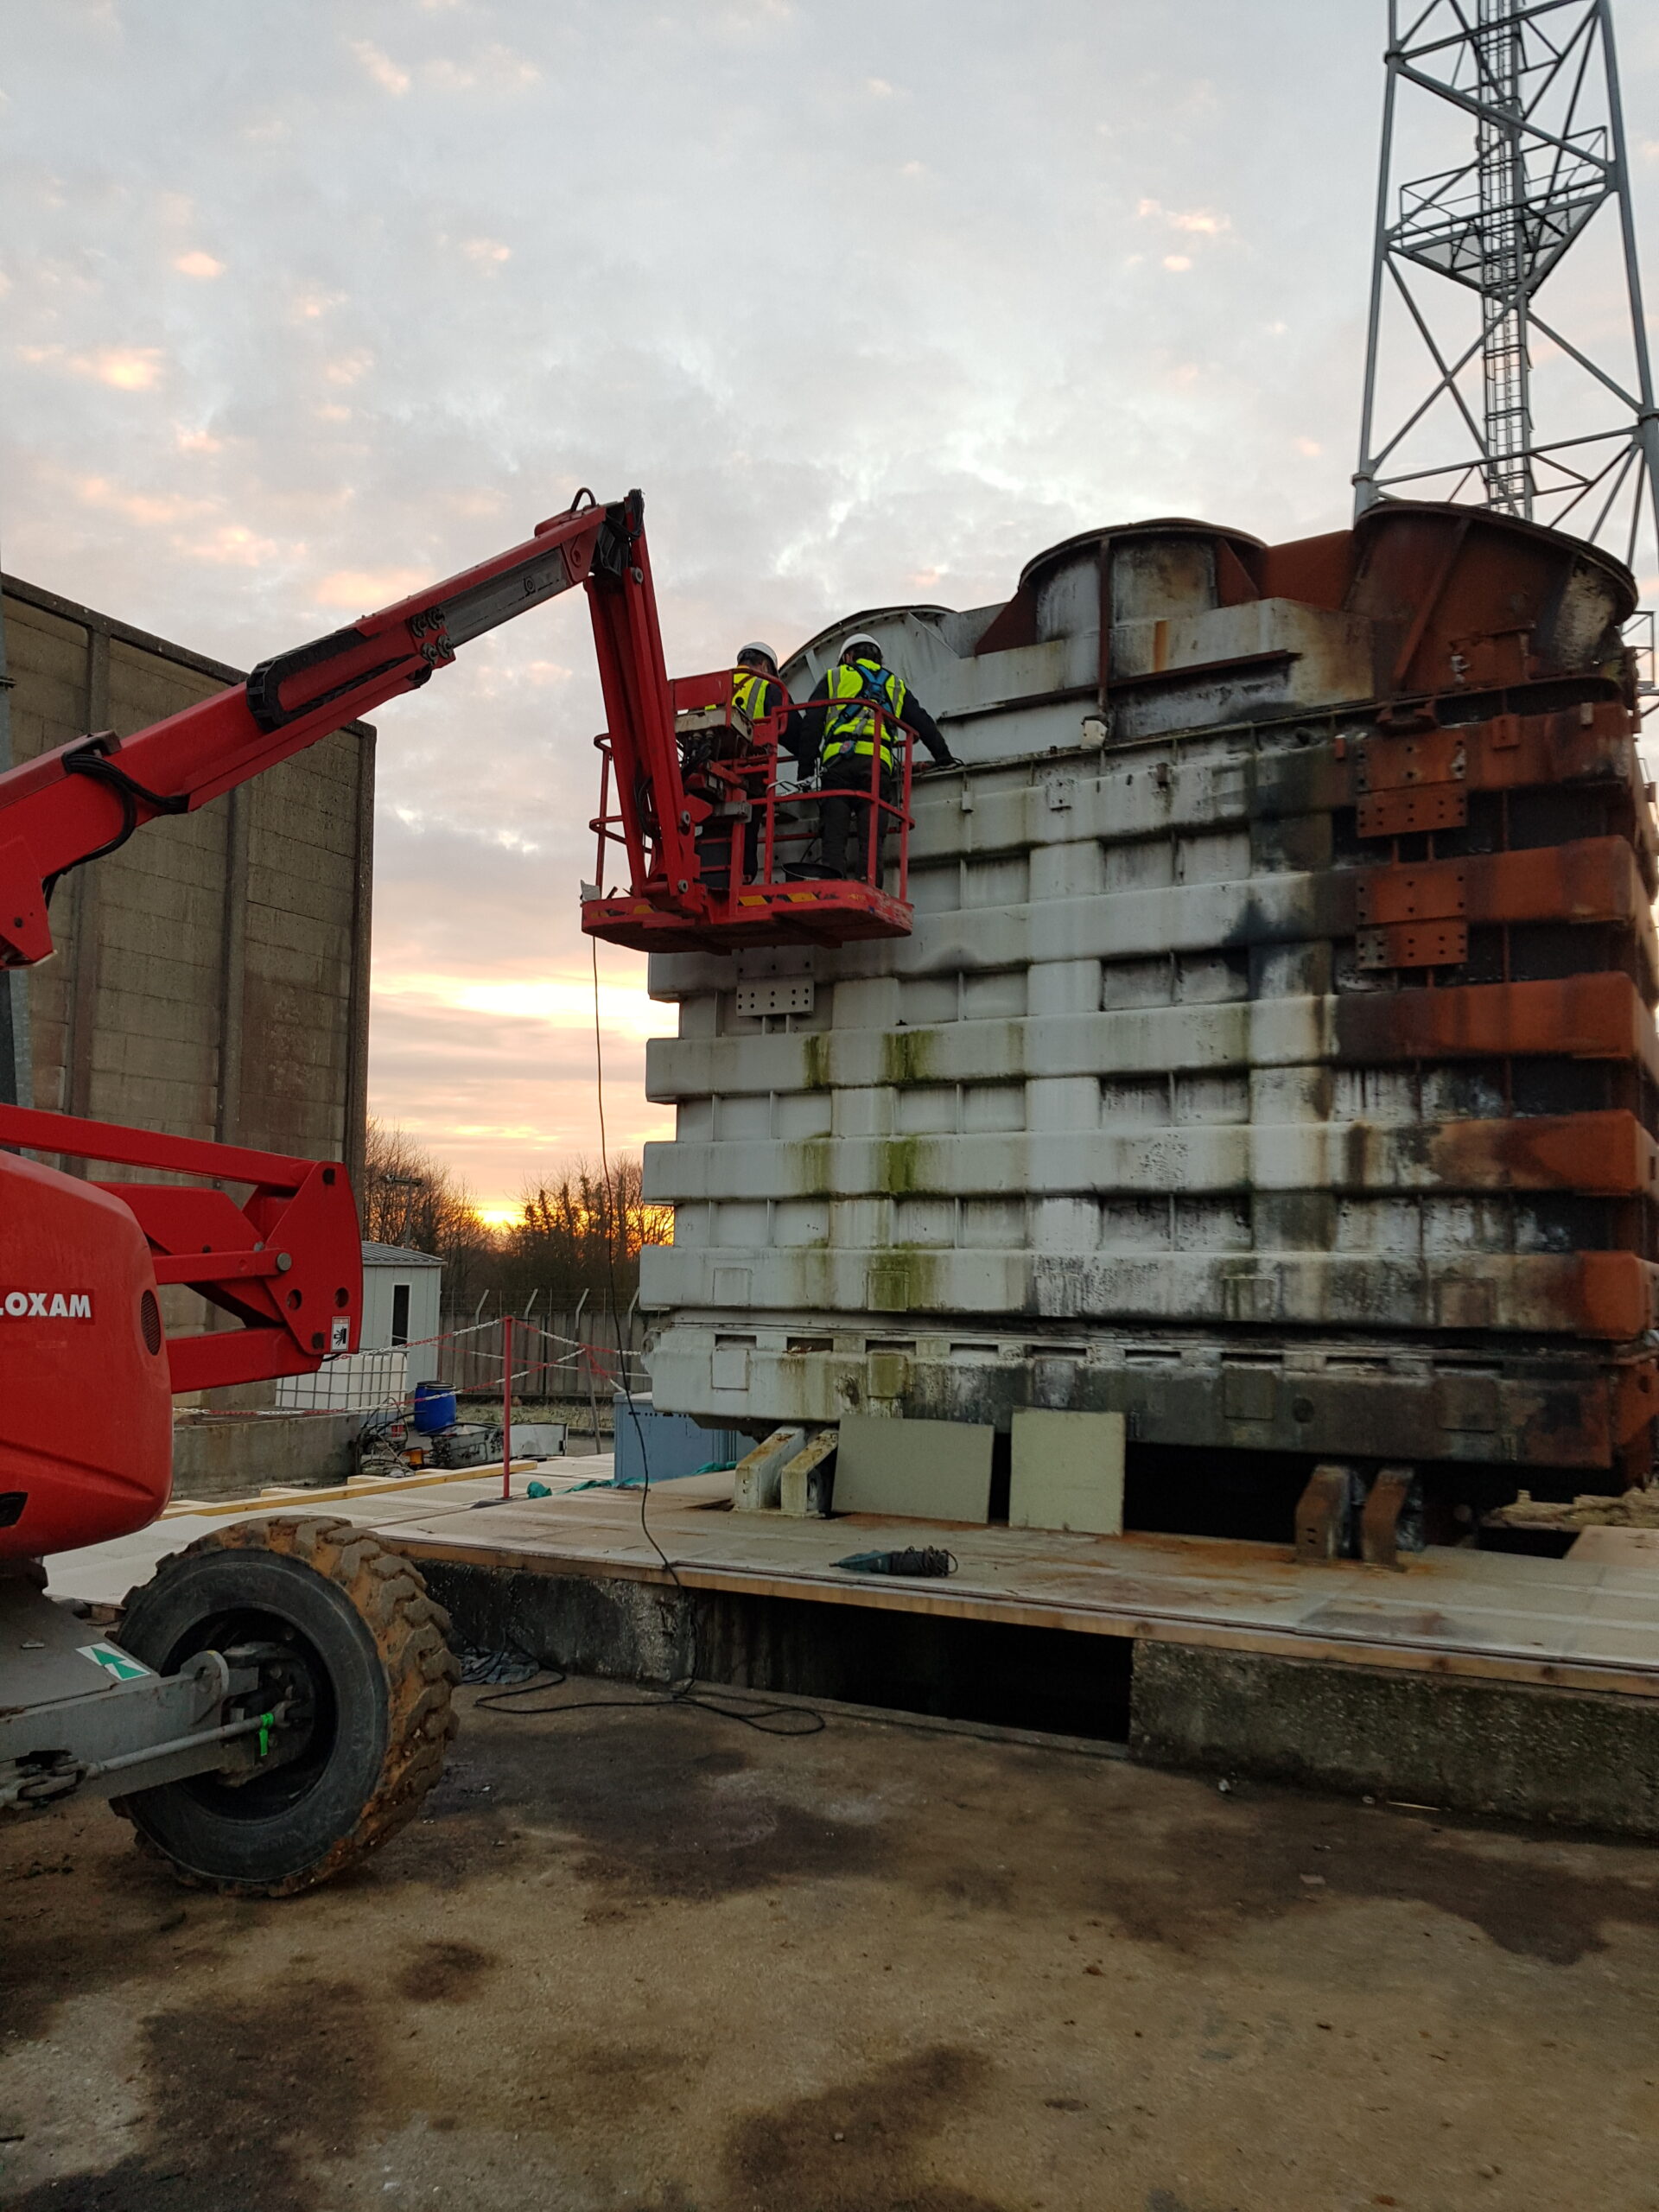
[591,931,678,1588]
[42,744,192,902]
[474,1666,823,1734]
[481,937,823,1740]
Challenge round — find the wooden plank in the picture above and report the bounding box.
[385,1521,1659,1700]
[1568,1526,1659,1564]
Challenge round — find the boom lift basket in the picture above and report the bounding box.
[582,669,916,952]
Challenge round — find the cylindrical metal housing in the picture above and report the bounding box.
[640,502,1658,1506]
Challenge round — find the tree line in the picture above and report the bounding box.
[360,1119,671,1321]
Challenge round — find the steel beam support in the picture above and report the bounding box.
[1360,1465,1420,1569]
[1295,1464,1362,1564]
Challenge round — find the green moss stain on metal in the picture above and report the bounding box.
[788,1137,832,1197]
[801,1033,832,1091]
[866,1247,941,1314]
[880,1029,935,1087]
[877,1135,925,1194]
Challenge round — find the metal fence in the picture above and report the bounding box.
[275,1349,410,1414]
[432,1301,648,1400]
[266,1313,650,1479]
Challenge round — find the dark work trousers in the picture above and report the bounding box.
[818,754,895,880]
[741,775,766,881]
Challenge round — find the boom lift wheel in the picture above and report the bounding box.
[111,1516,459,1897]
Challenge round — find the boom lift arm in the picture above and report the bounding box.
[0,491,681,968]
[0,481,914,976]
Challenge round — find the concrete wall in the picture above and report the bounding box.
[0,575,374,1185]
[171,1409,365,1501]
[0,575,375,1403]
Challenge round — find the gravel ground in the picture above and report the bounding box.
[3,1682,1659,2212]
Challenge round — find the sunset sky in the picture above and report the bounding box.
[3,1,1656,1218]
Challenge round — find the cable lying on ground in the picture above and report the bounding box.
[588,931,823,1741]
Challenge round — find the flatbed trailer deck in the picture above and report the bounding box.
[375,1474,1659,1837]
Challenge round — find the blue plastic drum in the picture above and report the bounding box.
[411,1382,457,1434]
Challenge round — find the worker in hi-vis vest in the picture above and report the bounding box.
[678,642,792,883]
[731,639,787,734]
[791,632,958,880]
[728,640,791,880]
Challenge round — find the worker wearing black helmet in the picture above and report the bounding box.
[793,632,959,880]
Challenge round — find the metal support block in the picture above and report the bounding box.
[1295,1463,1360,1564]
[779,1429,839,1517]
[1354,730,1469,793]
[735,980,814,1017]
[1361,1465,1420,1571]
[1356,786,1467,838]
[1354,862,1468,925]
[1356,918,1468,969]
[732,1427,805,1513]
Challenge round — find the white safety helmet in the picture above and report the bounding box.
[736,640,779,670]
[841,632,883,662]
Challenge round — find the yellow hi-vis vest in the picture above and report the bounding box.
[731,667,777,727]
[821,658,907,770]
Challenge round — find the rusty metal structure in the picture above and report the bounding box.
[1356,0,1659,571]
[640,499,1658,1525]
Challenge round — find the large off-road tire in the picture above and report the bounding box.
[112,1516,459,1897]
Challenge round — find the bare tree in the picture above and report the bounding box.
[499,1155,670,1307]
[360,1119,496,1309]
[358,1128,669,1327]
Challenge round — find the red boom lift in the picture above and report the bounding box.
[0,489,911,1893]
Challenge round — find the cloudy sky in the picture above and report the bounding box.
[4,0,1656,1217]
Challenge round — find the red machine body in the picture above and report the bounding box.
[0,1110,365,1562]
[0,487,905,1565]
[0,1149,172,1559]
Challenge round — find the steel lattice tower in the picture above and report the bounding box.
[1355,0,1659,582]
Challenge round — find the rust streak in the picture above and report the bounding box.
[1351,837,1645,930]
[1427,1109,1657,1196]
[1346,701,1636,809]
[1334,972,1659,1086]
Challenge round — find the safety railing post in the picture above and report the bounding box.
[501,1313,513,1500]
[899,729,913,902]
[761,716,778,885]
[868,732,880,887]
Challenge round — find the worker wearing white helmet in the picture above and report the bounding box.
[716,641,791,883]
[732,640,785,731]
[792,632,960,880]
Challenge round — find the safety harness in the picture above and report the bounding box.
[821,657,907,772]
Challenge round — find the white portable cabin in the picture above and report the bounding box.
[359,1241,443,1385]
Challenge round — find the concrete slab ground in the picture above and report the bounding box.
[4,1685,1659,2211]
